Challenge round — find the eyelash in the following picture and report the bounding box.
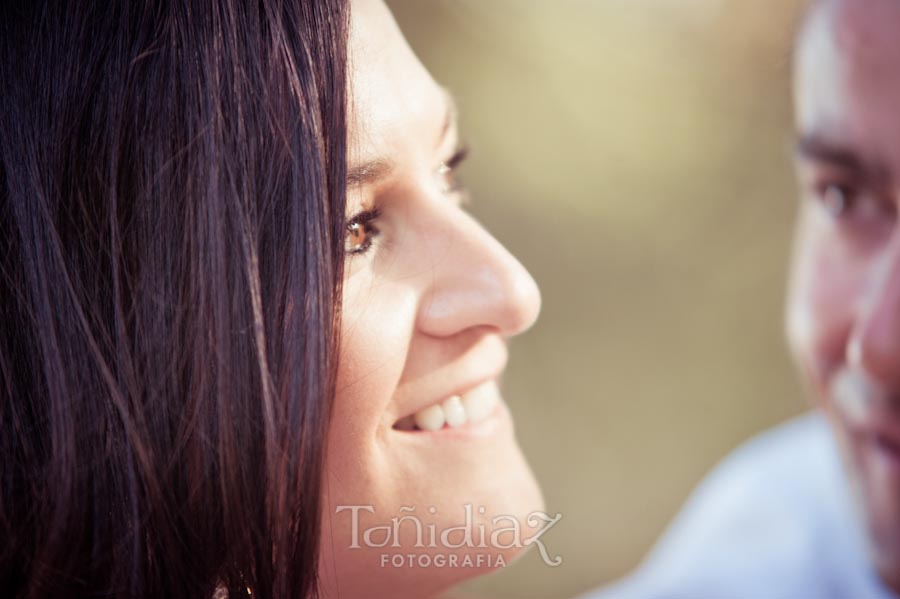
[439,145,470,197]
[344,145,471,258]
[345,207,382,256]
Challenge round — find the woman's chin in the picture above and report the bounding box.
[318,442,543,599]
[479,442,546,565]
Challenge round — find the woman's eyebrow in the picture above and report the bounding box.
[347,158,393,187]
[347,89,459,188]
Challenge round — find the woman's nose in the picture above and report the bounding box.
[848,239,900,388]
[414,208,541,340]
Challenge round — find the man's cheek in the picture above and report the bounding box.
[787,232,862,391]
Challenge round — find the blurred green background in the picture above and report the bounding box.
[386,1,809,597]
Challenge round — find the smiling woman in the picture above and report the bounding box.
[0,1,541,598]
[320,1,543,597]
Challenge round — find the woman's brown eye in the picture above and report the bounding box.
[345,209,381,256]
[346,222,369,254]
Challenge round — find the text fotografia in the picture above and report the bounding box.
[335,504,563,567]
[381,552,505,569]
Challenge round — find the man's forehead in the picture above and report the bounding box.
[795,0,900,173]
[798,0,900,81]
[826,0,900,65]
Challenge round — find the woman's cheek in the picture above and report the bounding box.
[330,277,418,480]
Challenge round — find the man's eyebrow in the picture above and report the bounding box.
[794,133,890,185]
[795,134,888,176]
[346,89,458,188]
[794,134,864,169]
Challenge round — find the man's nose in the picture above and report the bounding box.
[849,239,900,388]
[414,209,541,340]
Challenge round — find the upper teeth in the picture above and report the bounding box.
[398,381,499,431]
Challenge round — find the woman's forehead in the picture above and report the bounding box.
[347,0,448,162]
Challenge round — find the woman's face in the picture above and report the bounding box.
[317,1,543,596]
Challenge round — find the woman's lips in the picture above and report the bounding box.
[393,380,499,432]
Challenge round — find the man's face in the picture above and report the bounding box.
[790,0,900,588]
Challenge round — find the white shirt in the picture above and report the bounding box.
[584,412,898,599]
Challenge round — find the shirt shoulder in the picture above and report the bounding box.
[584,411,891,599]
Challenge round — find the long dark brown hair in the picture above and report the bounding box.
[0,1,348,597]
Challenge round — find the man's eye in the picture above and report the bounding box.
[345,209,381,256]
[818,183,855,217]
[813,181,896,236]
[815,182,884,220]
